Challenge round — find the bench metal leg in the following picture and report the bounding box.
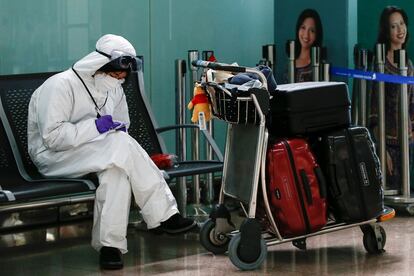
[177,177,187,217]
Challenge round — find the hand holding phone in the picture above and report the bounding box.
[110,122,127,132]
[114,123,126,130]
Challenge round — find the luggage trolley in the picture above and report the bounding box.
[192,60,395,271]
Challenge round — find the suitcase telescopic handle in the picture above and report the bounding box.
[299,170,313,205]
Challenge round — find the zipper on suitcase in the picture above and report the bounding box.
[282,140,312,234]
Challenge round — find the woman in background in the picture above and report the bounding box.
[289,8,324,82]
[369,6,414,191]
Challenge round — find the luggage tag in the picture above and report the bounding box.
[198,111,207,130]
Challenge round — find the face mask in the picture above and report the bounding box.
[94,73,123,92]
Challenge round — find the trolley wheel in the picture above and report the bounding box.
[362,225,386,254]
[199,219,230,254]
[228,233,267,271]
[406,204,414,215]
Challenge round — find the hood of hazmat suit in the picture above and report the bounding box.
[73,34,136,77]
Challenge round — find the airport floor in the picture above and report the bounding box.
[1,209,414,276]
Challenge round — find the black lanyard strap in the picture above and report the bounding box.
[71,67,108,118]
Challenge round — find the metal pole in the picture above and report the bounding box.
[262,44,276,74]
[175,60,187,160]
[376,44,387,191]
[352,46,360,124]
[202,50,214,61]
[202,50,215,204]
[311,46,320,81]
[175,59,187,216]
[191,127,200,204]
[287,40,295,83]
[395,49,410,197]
[188,50,199,91]
[205,118,214,203]
[322,62,330,81]
[188,50,201,205]
[359,49,368,126]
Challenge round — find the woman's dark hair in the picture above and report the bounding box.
[377,6,409,51]
[294,9,323,58]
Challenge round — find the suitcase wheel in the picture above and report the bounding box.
[200,219,231,254]
[361,224,386,254]
[405,204,414,215]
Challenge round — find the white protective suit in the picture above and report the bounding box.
[27,34,178,253]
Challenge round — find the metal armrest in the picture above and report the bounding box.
[156,124,224,162]
[0,186,16,201]
[159,170,170,181]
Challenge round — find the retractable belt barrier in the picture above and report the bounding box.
[331,63,414,205]
[331,66,414,84]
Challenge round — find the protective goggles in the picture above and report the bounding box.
[96,49,137,71]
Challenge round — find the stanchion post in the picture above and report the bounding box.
[395,49,410,197]
[287,40,295,83]
[321,47,329,81]
[376,43,387,191]
[188,50,201,205]
[175,59,187,216]
[175,60,187,160]
[205,115,214,203]
[311,46,320,81]
[359,49,368,126]
[202,50,215,204]
[262,44,276,75]
[322,63,330,81]
[352,45,361,124]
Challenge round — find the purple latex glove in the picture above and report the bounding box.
[95,115,121,134]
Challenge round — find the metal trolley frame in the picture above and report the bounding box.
[192,60,395,271]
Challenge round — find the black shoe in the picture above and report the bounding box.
[157,213,197,234]
[99,246,123,270]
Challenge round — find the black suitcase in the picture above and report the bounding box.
[269,82,351,136]
[312,126,384,222]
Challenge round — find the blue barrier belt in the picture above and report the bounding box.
[330,66,414,85]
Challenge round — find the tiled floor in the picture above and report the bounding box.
[1,213,414,275]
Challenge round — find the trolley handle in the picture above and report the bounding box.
[192,60,246,73]
[192,60,269,91]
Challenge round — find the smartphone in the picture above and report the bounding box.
[113,123,126,131]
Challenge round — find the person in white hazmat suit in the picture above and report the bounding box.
[27,34,196,270]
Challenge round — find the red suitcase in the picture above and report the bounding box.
[266,138,327,237]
